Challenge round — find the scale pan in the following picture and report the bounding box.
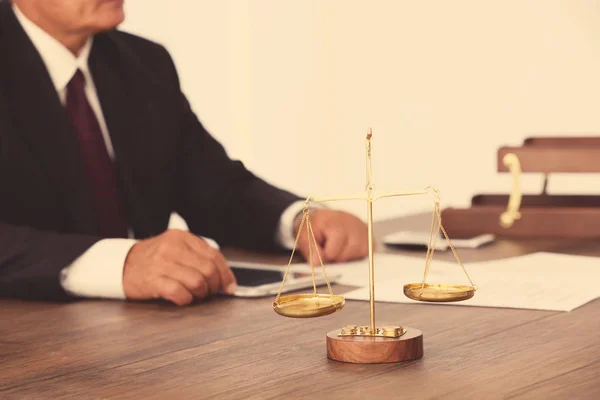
[273,294,345,318]
[403,283,476,302]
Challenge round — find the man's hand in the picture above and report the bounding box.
[295,209,369,265]
[122,230,237,306]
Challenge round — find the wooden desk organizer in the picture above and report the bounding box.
[441,137,600,238]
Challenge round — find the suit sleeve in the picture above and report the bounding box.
[0,222,101,301]
[173,97,302,252]
[159,53,302,252]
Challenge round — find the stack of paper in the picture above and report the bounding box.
[320,252,600,312]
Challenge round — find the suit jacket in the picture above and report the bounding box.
[0,2,300,301]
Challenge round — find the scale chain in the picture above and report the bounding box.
[436,204,477,288]
[275,210,307,303]
[420,202,440,289]
[308,220,335,297]
[306,212,317,296]
[420,191,477,291]
[274,202,336,303]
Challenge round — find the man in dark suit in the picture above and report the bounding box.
[0,0,368,305]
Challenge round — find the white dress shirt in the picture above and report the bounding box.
[13,4,305,299]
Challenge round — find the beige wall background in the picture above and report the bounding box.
[120,0,600,224]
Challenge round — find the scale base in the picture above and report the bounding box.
[326,327,423,364]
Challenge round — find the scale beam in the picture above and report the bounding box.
[306,189,433,204]
[305,194,367,204]
[373,189,429,201]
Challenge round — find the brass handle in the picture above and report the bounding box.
[499,153,522,228]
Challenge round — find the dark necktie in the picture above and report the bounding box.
[65,69,129,238]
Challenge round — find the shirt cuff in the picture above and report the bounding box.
[276,200,326,249]
[60,238,137,299]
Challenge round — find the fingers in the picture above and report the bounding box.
[309,222,326,249]
[211,249,237,294]
[160,239,220,295]
[306,211,369,263]
[165,264,209,299]
[154,276,194,306]
[183,234,237,295]
[322,227,348,261]
[296,219,327,265]
[338,235,369,262]
[298,241,325,266]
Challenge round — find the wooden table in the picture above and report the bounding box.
[1,214,599,399]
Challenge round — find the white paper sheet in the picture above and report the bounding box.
[323,252,600,312]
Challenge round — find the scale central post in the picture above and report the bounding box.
[362,129,427,335]
[365,130,376,334]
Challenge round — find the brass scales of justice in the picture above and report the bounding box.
[272,129,477,364]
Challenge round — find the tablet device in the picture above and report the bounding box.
[383,231,495,251]
[229,261,340,298]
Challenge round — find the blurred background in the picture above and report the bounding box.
[120,0,600,223]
